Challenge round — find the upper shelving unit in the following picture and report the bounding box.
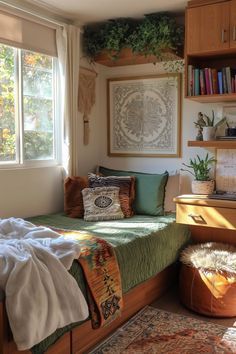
[188,140,236,148]
[185,0,236,102]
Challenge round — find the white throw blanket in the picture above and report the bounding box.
[0,218,89,350]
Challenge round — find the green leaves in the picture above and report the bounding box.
[194,110,226,128]
[181,153,216,181]
[83,13,184,61]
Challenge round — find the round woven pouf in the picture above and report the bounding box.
[179,242,236,317]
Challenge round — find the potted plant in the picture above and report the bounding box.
[194,111,226,141]
[83,13,184,66]
[181,153,216,194]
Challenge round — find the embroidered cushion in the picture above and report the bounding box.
[64,176,89,218]
[82,186,124,221]
[97,166,168,216]
[88,173,135,218]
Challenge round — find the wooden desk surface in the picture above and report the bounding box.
[174,194,236,209]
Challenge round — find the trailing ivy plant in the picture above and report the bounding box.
[83,19,133,60]
[83,13,184,62]
[127,13,184,59]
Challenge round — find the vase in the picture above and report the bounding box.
[191,180,215,194]
[202,127,216,141]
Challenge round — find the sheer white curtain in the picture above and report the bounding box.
[56,25,80,176]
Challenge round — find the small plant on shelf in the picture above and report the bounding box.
[194,111,226,141]
[181,153,216,181]
[181,153,216,194]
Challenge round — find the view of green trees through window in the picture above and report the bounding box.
[0,44,55,163]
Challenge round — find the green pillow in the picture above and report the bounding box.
[98,166,169,216]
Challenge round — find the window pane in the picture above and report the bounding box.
[22,50,54,160]
[0,44,16,162]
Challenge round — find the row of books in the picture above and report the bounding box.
[188,65,236,96]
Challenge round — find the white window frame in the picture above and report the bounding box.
[0,46,62,169]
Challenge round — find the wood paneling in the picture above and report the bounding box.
[190,225,236,245]
[0,265,176,354]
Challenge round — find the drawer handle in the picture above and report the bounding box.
[188,213,206,224]
[221,29,227,43]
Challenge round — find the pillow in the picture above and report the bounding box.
[164,173,180,213]
[98,166,168,216]
[88,173,135,218]
[64,176,89,218]
[82,186,124,221]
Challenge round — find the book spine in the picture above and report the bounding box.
[194,68,200,96]
[211,68,218,94]
[222,67,228,93]
[204,68,210,95]
[199,69,206,95]
[232,77,235,93]
[226,67,232,93]
[208,68,213,94]
[218,71,223,94]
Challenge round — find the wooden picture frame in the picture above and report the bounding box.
[107,73,181,157]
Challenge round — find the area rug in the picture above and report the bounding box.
[89,306,236,353]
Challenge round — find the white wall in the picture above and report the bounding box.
[0,59,226,218]
[96,61,223,193]
[0,166,64,218]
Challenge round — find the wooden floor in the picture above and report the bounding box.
[152,285,236,328]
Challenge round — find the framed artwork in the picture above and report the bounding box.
[107,73,181,157]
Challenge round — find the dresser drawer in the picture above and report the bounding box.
[176,203,236,230]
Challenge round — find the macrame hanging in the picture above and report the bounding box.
[78,67,97,145]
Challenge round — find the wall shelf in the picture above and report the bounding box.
[94,48,183,67]
[186,93,236,103]
[188,140,236,148]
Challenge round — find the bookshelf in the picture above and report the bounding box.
[188,140,236,148]
[185,0,236,101]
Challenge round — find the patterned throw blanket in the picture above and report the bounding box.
[53,228,123,328]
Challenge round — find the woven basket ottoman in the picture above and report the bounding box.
[179,242,236,317]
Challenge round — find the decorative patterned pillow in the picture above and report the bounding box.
[64,176,89,218]
[82,187,124,221]
[88,173,135,218]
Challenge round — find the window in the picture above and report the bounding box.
[0,43,59,166]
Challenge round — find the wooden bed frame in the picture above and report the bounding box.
[0,264,177,354]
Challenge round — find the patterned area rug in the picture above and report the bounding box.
[90,306,236,353]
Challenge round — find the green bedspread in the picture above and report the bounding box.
[27,212,190,353]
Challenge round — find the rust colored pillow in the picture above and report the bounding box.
[64,176,89,218]
[88,173,135,218]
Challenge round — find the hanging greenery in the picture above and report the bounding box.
[83,13,184,62]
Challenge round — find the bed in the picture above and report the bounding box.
[0,212,190,354]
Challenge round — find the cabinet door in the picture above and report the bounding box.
[230,0,236,48]
[186,2,230,54]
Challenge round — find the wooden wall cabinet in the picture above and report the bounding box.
[185,0,236,102]
[186,1,230,54]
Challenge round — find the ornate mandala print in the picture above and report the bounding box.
[108,75,180,156]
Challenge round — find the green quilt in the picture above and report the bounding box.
[27,213,190,353]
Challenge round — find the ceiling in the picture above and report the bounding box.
[24,0,187,24]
